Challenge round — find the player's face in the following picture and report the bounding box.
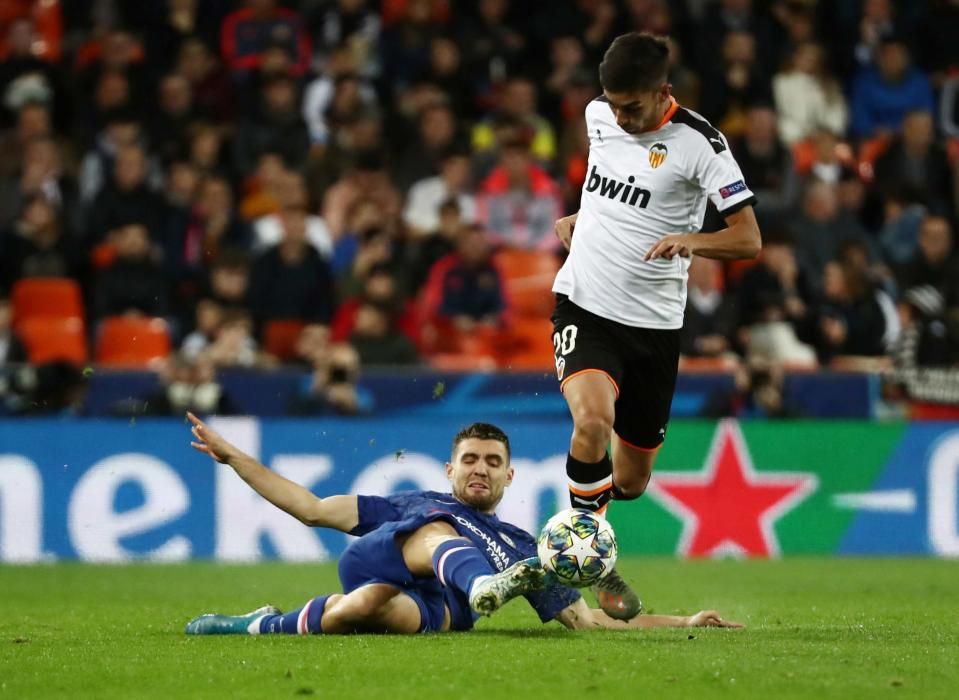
[447,438,513,512]
[603,84,671,134]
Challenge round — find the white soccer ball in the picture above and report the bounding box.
[537,508,618,587]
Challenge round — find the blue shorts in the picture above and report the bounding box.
[338,525,449,633]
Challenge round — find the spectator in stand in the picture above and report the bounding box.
[422,224,506,333]
[238,151,287,221]
[731,104,800,216]
[332,264,419,346]
[0,193,83,293]
[0,296,27,366]
[665,36,700,112]
[0,135,79,236]
[168,174,252,313]
[895,214,959,304]
[540,35,587,125]
[140,0,220,79]
[290,323,331,369]
[302,66,378,148]
[78,109,149,203]
[349,302,420,366]
[205,249,252,313]
[873,110,954,215]
[141,353,239,417]
[458,0,527,91]
[86,141,166,243]
[220,0,311,77]
[179,175,251,267]
[175,37,232,124]
[0,17,61,128]
[403,147,475,237]
[94,222,169,319]
[148,74,197,164]
[0,101,54,179]
[306,0,381,78]
[394,101,460,190]
[791,180,875,288]
[681,257,735,359]
[697,0,777,73]
[472,76,556,166]
[406,198,464,293]
[851,34,934,139]
[698,29,772,138]
[233,73,311,176]
[476,137,562,251]
[322,150,401,238]
[287,342,371,415]
[773,41,848,146]
[379,0,448,94]
[419,34,474,119]
[736,230,817,365]
[877,189,928,267]
[202,308,272,369]
[180,298,223,361]
[305,106,384,203]
[187,122,230,178]
[252,170,333,258]
[815,259,896,363]
[249,206,335,325]
[75,30,147,132]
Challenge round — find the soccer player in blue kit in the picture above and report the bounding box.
[184,413,741,635]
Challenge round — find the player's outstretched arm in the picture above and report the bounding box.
[554,598,743,631]
[645,205,761,262]
[187,412,359,531]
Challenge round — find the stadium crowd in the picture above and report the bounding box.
[2,0,959,416]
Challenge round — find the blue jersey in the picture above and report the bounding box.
[350,490,581,623]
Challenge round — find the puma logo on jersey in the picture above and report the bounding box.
[585,165,651,209]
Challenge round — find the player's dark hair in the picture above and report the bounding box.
[452,423,511,461]
[599,32,670,93]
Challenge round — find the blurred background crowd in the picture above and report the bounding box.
[2,0,959,417]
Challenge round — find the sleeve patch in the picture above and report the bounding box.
[719,180,748,199]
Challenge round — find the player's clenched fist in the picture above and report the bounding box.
[554,213,578,251]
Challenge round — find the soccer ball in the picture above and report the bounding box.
[536,508,617,587]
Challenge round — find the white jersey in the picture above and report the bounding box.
[552,98,755,329]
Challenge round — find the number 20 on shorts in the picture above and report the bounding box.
[553,325,578,356]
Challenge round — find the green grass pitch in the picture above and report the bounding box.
[1,559,956,699]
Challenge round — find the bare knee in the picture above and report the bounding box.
[612,477,648,500]
[571,408,614,450]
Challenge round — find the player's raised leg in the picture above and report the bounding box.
[400,520,545,616]
[610,433,658,499]
[562,370,618,515]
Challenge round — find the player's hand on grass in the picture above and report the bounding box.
[187,411,237,464]
[554,214,576,251]
[686,610,744,629]
[645,234,693,261]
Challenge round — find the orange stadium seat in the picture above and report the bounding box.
[495,249,561,318]
[94,316,171,368]
[11,277,84,329]
[17,316,87,366]
[263,319,307,362]
[497,318,556,371]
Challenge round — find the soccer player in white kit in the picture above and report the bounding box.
[552,33,761,619]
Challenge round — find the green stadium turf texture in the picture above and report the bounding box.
[1,559,956,700]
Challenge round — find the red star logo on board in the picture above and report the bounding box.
[648,420,818,558]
